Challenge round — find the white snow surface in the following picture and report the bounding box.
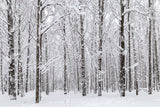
[0,91,160,107]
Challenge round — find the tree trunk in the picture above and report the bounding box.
[17,13,24,97]
[35,0,41,103]
[132,29,138,95]
[45,35,49,95]
[25,21,31,93]
[120,0,125,97]
[128,0,132,92]
[63,16,67,95]
[98,0,105,97]
[0,41,4,94]
[7,0,16,100]
[148,0,152,95]
[80,2,86,96]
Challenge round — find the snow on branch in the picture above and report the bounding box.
[122,8,148,16]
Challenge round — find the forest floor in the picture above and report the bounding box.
[0,90,160,107]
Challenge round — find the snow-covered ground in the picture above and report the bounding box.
[0,91,160,107]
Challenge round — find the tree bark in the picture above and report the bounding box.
[98,0,105,96]
[0,40,4,94]
[80,2,86,96]
[35,0,41,103]
[128,0,132,92]
[7,0,16,100]
[120,0,125,97]
[45,35,49,95]
[148,0,152,95]
[25,21,31,93]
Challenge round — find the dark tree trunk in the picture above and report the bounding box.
[98,0,104,97]
[152,7,159,91]
[64,45,67,94]
[35,0,40,103]
[7,0,16,100]
[79,3,86,96]
[94,67,98,94]
[76,60,80,92]
[80,15,86,96]
[52,66,55,92]
[120,0,125,97]
[39,1,43,100]
[148,0,152,95]
[0,41,4,95]
[17,13,24,97]
[128,0,132,92]
[45,35,49,95]
[63,16,67,95]
[25,21,31,93]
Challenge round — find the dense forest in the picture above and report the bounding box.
[0,0,160,104]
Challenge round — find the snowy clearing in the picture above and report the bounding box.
[0,91,160,107]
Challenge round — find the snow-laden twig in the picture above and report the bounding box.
[122,8,148,16]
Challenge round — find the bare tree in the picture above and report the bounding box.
[7,0,16,100]
[98,0,105,96]
[119,0,125,97]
